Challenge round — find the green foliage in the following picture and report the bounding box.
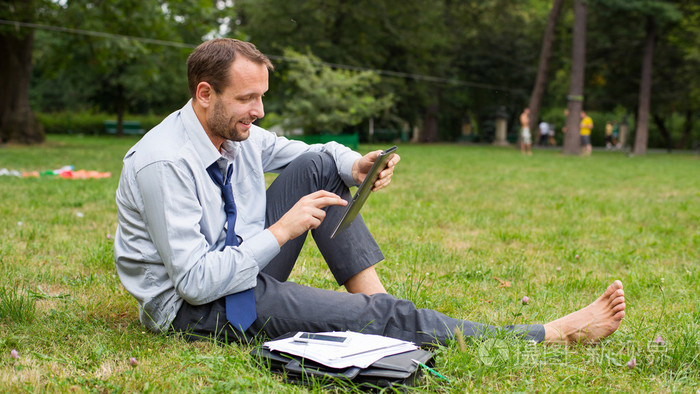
[280,49,394,135]
[235,0,566,141]
[0,0,44,36]
[590,0,682,23]
[35,112,109,135]
[235,0,457,136]
[30,0,226,115]
[35,111,165,135]
[655,1,700,113]
[14,0,699,148]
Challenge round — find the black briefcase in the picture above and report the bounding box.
[251,342,433,390]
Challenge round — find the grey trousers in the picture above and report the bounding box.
[172,152,545,345]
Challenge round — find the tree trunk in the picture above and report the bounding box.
[528,0,564,133]
[562,0,586,155]
[677,110,692,149]
[116,83,125,138]
[0,0,45,144]
[652,113,672,153]
[421,89,440,142]
[633,16,656,156]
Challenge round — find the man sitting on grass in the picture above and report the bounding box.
[114,38,625,347]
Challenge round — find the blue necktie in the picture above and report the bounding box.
[206,162,256,332]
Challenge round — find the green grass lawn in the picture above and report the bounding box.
[1,135,698,392]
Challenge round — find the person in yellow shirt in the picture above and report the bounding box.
[580,111,593,156]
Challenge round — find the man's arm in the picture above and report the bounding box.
[255,128,400,243]
[136,160,279,305]
[257,127,361,187]
[268,190,347,246]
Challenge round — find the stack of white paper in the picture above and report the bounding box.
[264,331,417,369]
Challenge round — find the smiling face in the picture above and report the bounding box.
[203,57,269,146]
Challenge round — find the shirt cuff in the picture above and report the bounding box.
[337,149,362,187]
[241,229,280,271]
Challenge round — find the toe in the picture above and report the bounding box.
[609,294,625,307]
[613,303,625,313]
[602,283,618,298]
[608,289,624,304]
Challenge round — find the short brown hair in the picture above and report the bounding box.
[186,39,274,98]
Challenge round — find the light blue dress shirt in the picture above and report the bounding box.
[114,100,361,332]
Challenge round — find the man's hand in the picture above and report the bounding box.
[268,190,347,246]
[351,150,401,191]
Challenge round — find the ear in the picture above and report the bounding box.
[195,82,214,108]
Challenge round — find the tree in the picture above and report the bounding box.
[581,0,683,152]
[279,50,394,135]
[528,0,565,133]
[669,2,700,149]
[29,0,226,134]
[44,0,224,136]
[236,0,557,143]
[563,0,587,155]
[632,15,656,155]
[447,0,547,142]
[0,0,44,144]
[235,0,449,141]
[629,1,682,154]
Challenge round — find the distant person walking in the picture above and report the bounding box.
[611,121,620,149]
[605,121,615,150]
[520,108,532,156]
[538,121,550,146]
[580,110,593,156]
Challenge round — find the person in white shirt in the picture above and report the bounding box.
[539,121,549,146]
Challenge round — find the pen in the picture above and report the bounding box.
[411,359,450,383]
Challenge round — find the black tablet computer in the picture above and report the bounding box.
[330,146,397,239]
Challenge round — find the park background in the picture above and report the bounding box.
[1,0,699,392]
[2,0,699,151]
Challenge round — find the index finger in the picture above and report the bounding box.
[306,190,341,199]
[306,190,346,202]
[313,195,348,209]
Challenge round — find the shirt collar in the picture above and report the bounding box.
[220,139,240,162]
[180,99,239,167]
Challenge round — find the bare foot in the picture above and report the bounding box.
[543,280,626,344]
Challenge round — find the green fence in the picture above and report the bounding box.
[104,121,146,135]
[286,133,359,150]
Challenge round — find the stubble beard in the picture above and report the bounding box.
[208,99,250,142]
